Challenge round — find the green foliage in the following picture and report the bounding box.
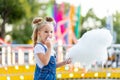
[0,0,40,43]
[113,11,120,43]
[0,0,25,23]
[10,0,40,44]
[81,8,103,32]
[81,9,120,43]
[11,21,32,44]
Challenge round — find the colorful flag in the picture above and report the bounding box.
[68,5,75,45]
[74,6,81,38]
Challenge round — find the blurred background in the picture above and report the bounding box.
[0,0,120,80]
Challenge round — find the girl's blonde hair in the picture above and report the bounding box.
[31,16,56,46]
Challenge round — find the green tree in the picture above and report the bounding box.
[81,8,103,36]
[0,0,40,39]
[11,21,33,44]
[11,0,40,44]
[113,11,120,43]
[0,0,25,38]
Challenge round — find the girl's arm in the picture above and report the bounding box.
[37,47,51,65]
[56,58,71,68]
[37,39,52,66]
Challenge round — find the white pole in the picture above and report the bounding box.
[2,47,5,65]
[18,49,24,65]
[7,46,11,65]
[29,50,34,64]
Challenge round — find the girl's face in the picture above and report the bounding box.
[38,24,54,43]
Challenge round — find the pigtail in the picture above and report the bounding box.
[31,17,43,46]
[32,17,43,26]
[32,28,38,46]
[45,17,56,26]
[45,17,54,22]
[32,17,43,24]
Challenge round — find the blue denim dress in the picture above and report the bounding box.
[34,43,56,80]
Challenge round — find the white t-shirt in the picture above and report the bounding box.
[34,43,56,68]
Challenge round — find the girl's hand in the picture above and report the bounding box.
[65,58,72,65]
[45,37,52,49]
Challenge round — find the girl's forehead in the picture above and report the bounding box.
[41,24,54,30]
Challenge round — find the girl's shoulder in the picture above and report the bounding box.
[34,43,47,52]
[34,43,43,49]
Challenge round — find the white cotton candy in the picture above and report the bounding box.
[66,28,113,69]
[47,37,55,42]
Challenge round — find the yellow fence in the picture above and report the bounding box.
[0,65,120,80]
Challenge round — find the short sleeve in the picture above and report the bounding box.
[34,44,45,54]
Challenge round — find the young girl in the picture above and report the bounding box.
[32,16,71,80]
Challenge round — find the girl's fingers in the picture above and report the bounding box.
[66,58,72,64]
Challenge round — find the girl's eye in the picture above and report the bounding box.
[51,31,53,33]
[44,31,53,33]
[45,31,48,33]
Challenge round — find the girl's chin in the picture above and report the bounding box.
[41,40,45,44]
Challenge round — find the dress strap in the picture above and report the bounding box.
[37,43,47,52]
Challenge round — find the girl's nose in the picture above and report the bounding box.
[48,32,52,35]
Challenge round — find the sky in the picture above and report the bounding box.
[56,0,120,18]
